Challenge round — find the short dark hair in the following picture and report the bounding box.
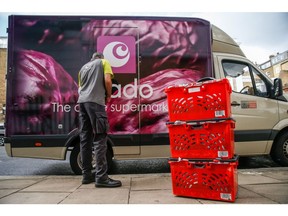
[91,52,104,60]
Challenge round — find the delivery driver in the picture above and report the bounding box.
[77,52,122,187]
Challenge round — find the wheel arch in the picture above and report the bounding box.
[65,128,115,157]
[271,126,288,152]
[270,118,288,153]
[269,126,288,166]
[65,130,115,175]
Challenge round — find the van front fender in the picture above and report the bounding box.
[266,118,288,154]
[272,118,288,132]
[65,128,114,158]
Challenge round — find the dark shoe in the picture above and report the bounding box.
[82,175,95,184]
[95,178,122,188]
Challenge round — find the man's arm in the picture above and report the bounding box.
[104,73,113,103]
[102,59,114,104]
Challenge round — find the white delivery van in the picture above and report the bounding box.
[4,15,287,174]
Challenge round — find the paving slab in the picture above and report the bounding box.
[199,186,278,204]
[21,177,81,192]
[61,187,130,204]
[0,189,19,199]
[0,179,41,189]
[257,168,288,181]
[0,192,70,204]
[241,183,288,204]
[238,171,281,185]
[129,189,201,204]
[237,185,269,199]
[199,196,278,204]
[131,174,172,191]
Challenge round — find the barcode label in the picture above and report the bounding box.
[220,193,232,200]
[188,87,200,93]
[218,151,228,157]
[215,110,225,117]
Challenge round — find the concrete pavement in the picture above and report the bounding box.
[0,167,287,204]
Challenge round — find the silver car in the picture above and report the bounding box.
[0,122,4,146]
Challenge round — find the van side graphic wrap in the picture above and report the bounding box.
[6,16,212,137]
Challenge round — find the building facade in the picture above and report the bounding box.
[259,50,288,92]
[0,37,7,122]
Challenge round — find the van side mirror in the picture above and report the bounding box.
[274,78,283,97]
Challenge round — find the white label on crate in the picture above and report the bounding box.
[220,193,232,200]
[215,110,225,117]
[188,87,201,93]
[218,151,229,157]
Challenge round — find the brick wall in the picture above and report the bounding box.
[0,48,7,122]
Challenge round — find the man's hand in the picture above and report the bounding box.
[105,96,111,104]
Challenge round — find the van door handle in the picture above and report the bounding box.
[231,101,241,106]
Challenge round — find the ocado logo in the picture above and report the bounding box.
[98,36,136,74]
[103,41,130,68]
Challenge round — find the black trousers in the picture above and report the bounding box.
[78,102,109,181]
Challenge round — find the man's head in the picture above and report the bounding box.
[91,52,104,60]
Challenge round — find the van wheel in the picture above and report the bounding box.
[271,133,288,166]
[70,144,113,175]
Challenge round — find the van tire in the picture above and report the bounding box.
[70,144,113,175]
[271,132,288,166]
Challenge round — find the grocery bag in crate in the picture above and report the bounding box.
[166,118,235,159]
[169,155,239,202]
[165,79,232,121]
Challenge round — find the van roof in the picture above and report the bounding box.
[8,15,245,58]
[211,25,245,57]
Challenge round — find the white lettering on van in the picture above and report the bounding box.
[112,78,153,99]
[109,102,168,114]
[52,102,71,112]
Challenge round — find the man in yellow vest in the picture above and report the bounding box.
[77,52,121,188]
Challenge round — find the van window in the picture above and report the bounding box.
[223,61,269,97]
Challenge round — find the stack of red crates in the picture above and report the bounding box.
[165,78,238,202]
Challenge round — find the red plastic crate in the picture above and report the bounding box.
[165,79,232,121]
[169,156,238,202]
[167,118,235,159]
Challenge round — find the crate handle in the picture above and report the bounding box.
[193,164,206,168]
[186,121,204,126]
[197,77,215,82]
[186,124,204,130]
[166,121,186,126]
